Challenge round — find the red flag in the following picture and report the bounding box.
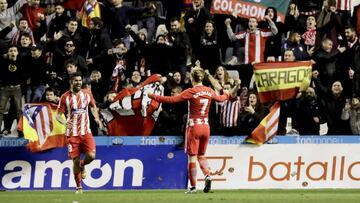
[103,75,163,136]
[246,101,280,144]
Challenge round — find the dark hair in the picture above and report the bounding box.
[201,20,217,41]
[20,32,31,39]
[54,2,64,7]
[68,18,78,23]
[65,38,74,44]
[64,59,77,67]
[91,17,103,28]
[113,39,125,47]
[155,34,166,42]
[345,25,355,32]
[40,87,58,102]
[19,18,28,23]
[45,87,56,94]
[246,91,262,110]
[69,72,82,81]
[265,7,278,21]
[7,44,18,50]
[214,66,229,83]
[288,31,300,41]
[327,0,336,7]
[82,77,91,87]
[170,17,179,23]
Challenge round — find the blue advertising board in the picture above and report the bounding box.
[0,146,187,190]
[2,135,360,147]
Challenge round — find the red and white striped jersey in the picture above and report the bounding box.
[219,96,241,127]
[218,87,249,127]
[58,89,96,136]
[337,0,351,11]
[234,29,273,64]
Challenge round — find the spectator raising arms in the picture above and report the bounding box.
[225,15,278,64]
[0,0,27,45]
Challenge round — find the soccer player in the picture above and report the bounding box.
[56,72,103,194]
[149,67,229,194]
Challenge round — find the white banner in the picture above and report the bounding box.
[195,144,360,189]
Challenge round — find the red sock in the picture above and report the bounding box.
[188,162,197,187]
[198,156,210,176]
[74,172,82,188]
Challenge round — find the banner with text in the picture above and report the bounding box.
[2,143,360,190]
[211,0,291,22]
[194,144,360,189]
[4,136,360,147]
[0,146,187,190]
[254,61,312,103]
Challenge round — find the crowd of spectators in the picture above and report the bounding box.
[0,0,360,137]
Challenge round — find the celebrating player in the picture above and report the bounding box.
[149,67,229,194]
[56,72,103,194]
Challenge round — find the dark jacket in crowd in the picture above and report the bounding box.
[52,51,88,76]
[169,30,191,69]
[183,6,212,58]
[239,105,266,135]
[314,78,351,135]
[128,30,174,76]
[103,4,148,40]
[312,48,343,88]
[27,54,49,86]
[0,56,28,86]
[296,95,322,135]
[282,39,310,61]
[258,7,285,59]
[87,28,113,67]
[47,12,71,39]
[198,33,221,74]
[353,45,360,96]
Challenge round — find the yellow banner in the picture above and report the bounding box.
[254,65,312,93]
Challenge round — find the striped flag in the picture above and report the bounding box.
[246,101,280,145]
[246,61,311,144]
[254,61,312,103]
[18,103,66,152]
[103,75,163,136]
[337,0,351,11]
[80,0,101,29]
[219,97,241,127]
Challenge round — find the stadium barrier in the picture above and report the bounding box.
[1,136,360,190]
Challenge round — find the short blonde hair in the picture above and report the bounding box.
[191,67,205,83]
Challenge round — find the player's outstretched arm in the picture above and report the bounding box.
[211,89,230,102]
[148,90,190,104]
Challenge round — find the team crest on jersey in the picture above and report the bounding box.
[8,64,17,72]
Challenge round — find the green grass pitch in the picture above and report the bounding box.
[2,189,360,203]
